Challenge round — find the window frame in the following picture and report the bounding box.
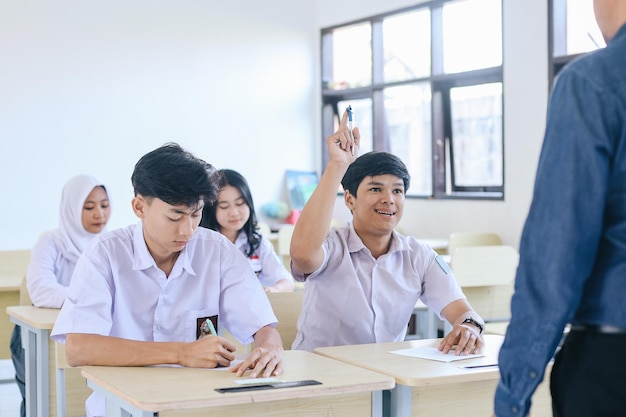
[321,0,504,200]
[548,0,604,88]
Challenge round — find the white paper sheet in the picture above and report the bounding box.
[389,346,484,362]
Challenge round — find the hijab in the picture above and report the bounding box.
[51,175,109,263]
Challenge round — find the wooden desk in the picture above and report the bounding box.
[6,306,90,417]
[7,306,58,417]
[0,276,21,359]
[315,335,552,417]
[0,249,31,359]
[81,349,395,417]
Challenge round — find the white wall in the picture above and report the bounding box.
[0,0,316,250]
[315,0,549,248]
[1,0,549,251]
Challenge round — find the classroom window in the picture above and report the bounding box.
[549,0,605,85]
[321,0,503,199]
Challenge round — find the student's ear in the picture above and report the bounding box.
[344,190,356,211]
[131,196,146,219]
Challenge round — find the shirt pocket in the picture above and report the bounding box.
[183,308,219,342]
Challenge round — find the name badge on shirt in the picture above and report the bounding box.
[249,254,262,276]
[196,315,218,340]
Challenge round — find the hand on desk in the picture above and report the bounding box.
[230,325,284,378]
[438,323,484,356]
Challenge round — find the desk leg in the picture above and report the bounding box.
[88,380,155,417]
[35,327,49,417]
[22,327,37,417]
[389,384,412,417]
[372,390,383,417]
[15,319,50,417]
[57,367,66,417]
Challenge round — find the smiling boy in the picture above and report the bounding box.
[51,143,283,417]
[290,111,484,354]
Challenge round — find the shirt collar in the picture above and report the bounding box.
[345,222,410,255]
[131,221,197,277]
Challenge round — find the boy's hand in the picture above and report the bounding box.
[327,110,360,163]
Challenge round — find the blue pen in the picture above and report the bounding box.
[346,105,355,156]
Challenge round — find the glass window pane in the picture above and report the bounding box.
[450,83,502,187]
[384,83,432,196]
[383,10,431,82]
[337,99,373,155]
[328,23,372,89]
[564,0,605,55]
[442,0,502,74]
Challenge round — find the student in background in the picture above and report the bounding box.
[10,174,111,417]
[290,111,484,353]
[494,2,626,416]
[51,143,283,417]
[201,169,294,293]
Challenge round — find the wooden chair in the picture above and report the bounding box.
[266,291,304,350]
[20,275,33,306]
[222,291,303,352]
[450,245,519,334]
[447,232,502,257]
[256,221,271,237]
[276,224,295,270]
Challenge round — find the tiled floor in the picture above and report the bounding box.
[0,359,21,417]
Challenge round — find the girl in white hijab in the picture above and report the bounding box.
[11,175,111,417]
[27,174,112,307]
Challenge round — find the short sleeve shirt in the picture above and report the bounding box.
[291,223,465,351]
[51,222,277,346]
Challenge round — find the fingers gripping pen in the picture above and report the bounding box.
[346,105,355,156]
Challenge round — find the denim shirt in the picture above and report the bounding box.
[494,24,626,417]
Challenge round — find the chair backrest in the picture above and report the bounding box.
[276,224,294,256]
[447,232,502,256]
[276,224,295,270]
[256,221,272,237]
[266,291,304,350]
[450,245,518,287]
[20,275,33,306]
[450,245,519,323]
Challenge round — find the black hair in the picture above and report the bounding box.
[131,142,219,209]
[199,169,261,257]
[340,151,411,197]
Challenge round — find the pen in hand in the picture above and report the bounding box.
[346,105,355,156]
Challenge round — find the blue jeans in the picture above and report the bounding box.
[10,325,25,417]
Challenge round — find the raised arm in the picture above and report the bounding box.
[290,110,360,274]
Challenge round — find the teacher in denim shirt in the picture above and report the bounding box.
[494,2,626,417]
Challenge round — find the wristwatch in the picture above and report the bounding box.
[461,317,484,334]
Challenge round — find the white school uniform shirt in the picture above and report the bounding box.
[25,231,77,308]
[234,231,294,288]
[291,223,465,352]
[51,222,277,417]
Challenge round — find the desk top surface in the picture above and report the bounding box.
[5,305,59,329]
[315,335,504,387]
[81,349,394,412]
